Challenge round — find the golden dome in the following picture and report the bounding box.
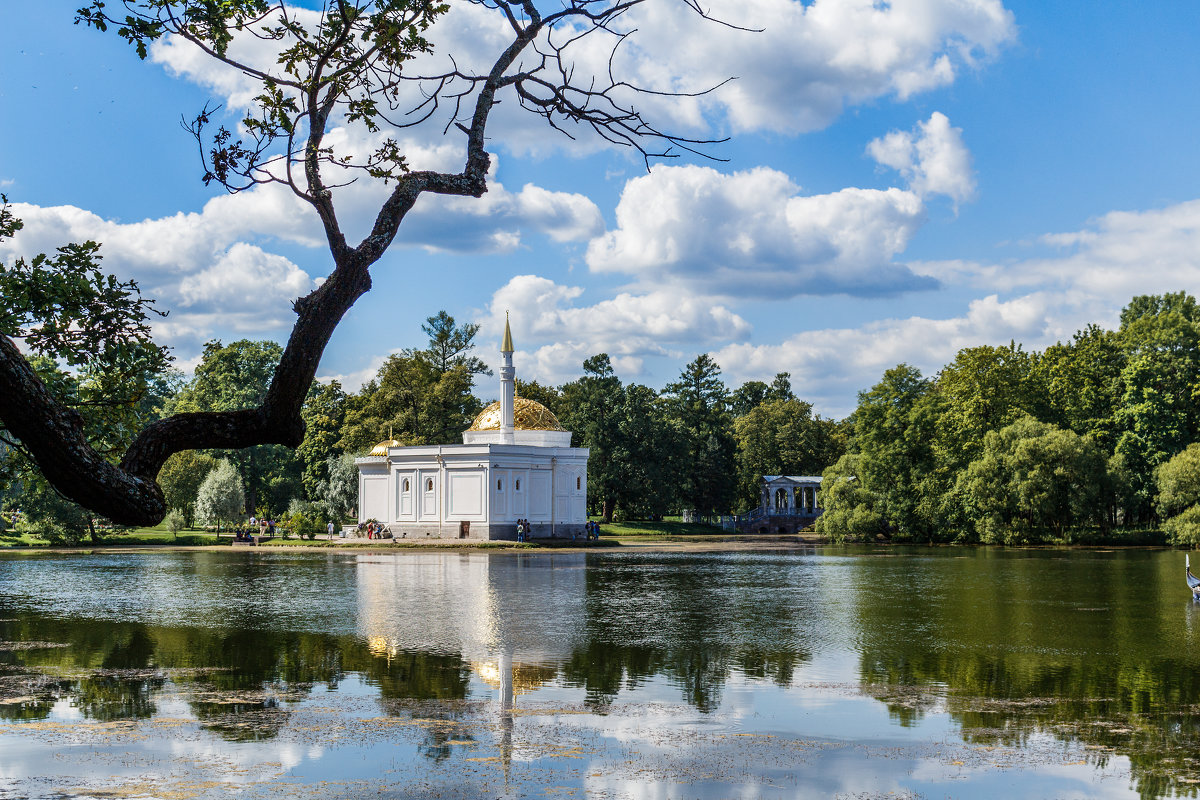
[468,397,565,432]
[369,439,403,456]
[471,660,557,694]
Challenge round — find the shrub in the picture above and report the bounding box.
[165,510,186,540]
[17,517,83,546]
[1164,505,1200,546]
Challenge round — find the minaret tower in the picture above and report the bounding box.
[500,312,515,443]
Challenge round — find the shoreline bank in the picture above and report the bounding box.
[0,532,1186,556]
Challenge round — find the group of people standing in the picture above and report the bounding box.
[514,519,604,542]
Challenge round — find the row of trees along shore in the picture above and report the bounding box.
[7,292,1200,547]
[0,308,843,541]
[819,291,1200,546]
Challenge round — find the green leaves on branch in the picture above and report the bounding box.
[76,1,273,59]
[79,1,449,191]
[0,198,170,384]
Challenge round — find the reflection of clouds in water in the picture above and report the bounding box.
[166,735,307,777]
[574,715,1129,799]
[48,698,84,721]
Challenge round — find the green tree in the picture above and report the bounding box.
[1113,293,1200,523]
[729,373,794,417]
[1034,324,1125,451]
[4,2,716,525]
[959,416,1110,543]
[814,454,887,542]
[194,460,245,537]
[298,380,347,500]
[341,312,488,451]
[170,339,280,414]
[934,343,1045,470]
[317,453,359,525]
[1156,443,1200,518]
[1163,506,1200,546]
[0,200,174,521]
[11,471,97,545]
[416,311,491,443]
[850,364,940,540]
[164,509,186,540]
[610,383,684,520]
[560,354,624,521]
[664,355,736,517]
[156,451,218,527]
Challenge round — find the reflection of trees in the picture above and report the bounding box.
[0,609,473,741]
[852,549,1200,800]
[563,554,812,711]
[357,648,471,702]
[73,673,163,721]
[0,673,67,721]
[0,616,163,722]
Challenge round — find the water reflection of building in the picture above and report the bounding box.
[356,552,587,780]
[355,552,586,661]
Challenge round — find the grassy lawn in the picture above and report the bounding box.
[593,519,729,537]
[0,513,734,549]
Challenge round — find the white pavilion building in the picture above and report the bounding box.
[355,318,590,540]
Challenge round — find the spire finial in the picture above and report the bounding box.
[501,310,514,353]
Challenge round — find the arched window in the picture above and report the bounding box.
[426,478,433,492]
[515,479,521,491]
[576,476,581,491]
[497,478,503,491]
[402,479,410,492]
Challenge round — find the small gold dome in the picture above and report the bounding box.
[468,397,565,432]
[471,660,557,695]
[369,439,403,456]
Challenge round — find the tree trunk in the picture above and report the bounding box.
[602,498,614,524]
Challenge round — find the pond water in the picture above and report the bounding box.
[0,546,1196,799]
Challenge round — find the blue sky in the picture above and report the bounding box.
[4,1,1200,417]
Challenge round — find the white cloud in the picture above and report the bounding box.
[481,274,751,384]
[710,196,1200,416]
[608,0,1016,136]
[907,199,1200,299]
[318,352,396,394]
[177,243,312,312]
[398,178,603,253]
[868,112,977,206]
[586,165,931,297]
[149,0,1016,159]
[713,292,1068,417]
